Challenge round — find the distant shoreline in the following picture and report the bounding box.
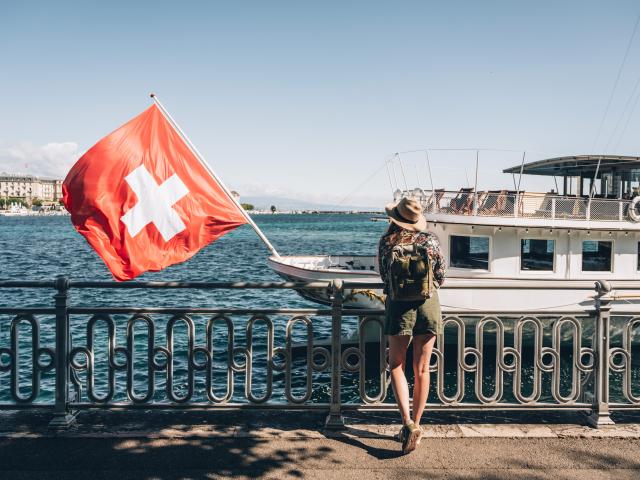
[248,210,384,215]
[0,210,384,218]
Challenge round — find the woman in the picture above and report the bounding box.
[377,197,445,454]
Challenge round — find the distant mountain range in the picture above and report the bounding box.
[239,195,383,212]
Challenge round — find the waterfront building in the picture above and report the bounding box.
[0,173,63,204]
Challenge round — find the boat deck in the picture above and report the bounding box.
[411,190,635,224]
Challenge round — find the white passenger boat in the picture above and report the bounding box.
[269,155,640,316]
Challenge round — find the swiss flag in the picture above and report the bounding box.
[63,104,247,280]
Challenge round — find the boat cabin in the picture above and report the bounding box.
[502,155,640,200]
[403,155,640,281]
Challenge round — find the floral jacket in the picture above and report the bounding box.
[377,226,446,294]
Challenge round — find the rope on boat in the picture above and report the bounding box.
[335,158,392,208]
[591,12,640,151]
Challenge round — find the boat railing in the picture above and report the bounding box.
[0,278,638,429]
[403,189,635,223]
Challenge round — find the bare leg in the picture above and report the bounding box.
[411,333,436,426]
[387,335,412,425]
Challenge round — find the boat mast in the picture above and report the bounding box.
[425,151,435,192]
[385,158,395,195]
[473,150,479,214]
[589,156,603,198]
[425,150,436,213]
[397,153,409,189]
[150,94,280,258]
[516,151,526,194]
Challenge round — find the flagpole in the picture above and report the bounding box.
[150,94,281,258]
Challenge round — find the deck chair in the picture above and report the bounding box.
[450,188,475,214]
[425,188,445,213]
[478,190,508,215]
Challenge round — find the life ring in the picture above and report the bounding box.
[629,196,640,222]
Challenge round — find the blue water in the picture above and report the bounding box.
[0,213,385,305]
[1,215,637,406]
[0,214,388,405]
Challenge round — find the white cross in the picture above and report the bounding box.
[120,165,189,242]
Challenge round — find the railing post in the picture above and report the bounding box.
[587,280,615,428]
[49,275,75,428]
[619,201,624,221]
[551,197,556,221]
[325,279,345,429]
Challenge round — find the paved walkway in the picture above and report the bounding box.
[1,410,639,479]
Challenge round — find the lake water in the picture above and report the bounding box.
[0,214,637,406]
[0,214,389,404]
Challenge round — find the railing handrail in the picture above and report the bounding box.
[3,278,640,292]
[403,188,634,223]
[411,189,633,203]
[0,275,637,429]
[0,280,332,290]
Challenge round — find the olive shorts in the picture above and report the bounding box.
[384,289,443,336]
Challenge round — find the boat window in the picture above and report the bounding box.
[521,239,555,271]
[582,241,612,272]
[450,235,490,270]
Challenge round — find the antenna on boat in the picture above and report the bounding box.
[425,150,436,211]
[414,162,422,189]
[516,151,527,193]
[390,159,400,190]
[473,150,480,214]
[425,150,435,191]
[397,153,409,189]
[589,156,603,199]
[150,94,281,258]
[385,158,395,195]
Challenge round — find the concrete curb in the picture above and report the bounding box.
[2,410,640,440]
[2,423,640,440]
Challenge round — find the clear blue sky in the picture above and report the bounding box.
[1,1,640,207]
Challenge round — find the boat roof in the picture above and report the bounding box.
[503,155,640,177]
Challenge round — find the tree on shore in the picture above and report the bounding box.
[0,197,27,209]
[270,205,277,214]
[241,203,255,211]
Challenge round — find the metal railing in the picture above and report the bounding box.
[398,189,634,223]
[0,278,638,429]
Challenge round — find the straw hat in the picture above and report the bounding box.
[385,197,427,232]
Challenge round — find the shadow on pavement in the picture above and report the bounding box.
[327,426,404,460]
[0,435,337,479]
[0,410,338,479]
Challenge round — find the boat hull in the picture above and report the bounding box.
[269,255,640,345]
[268,255,640,313]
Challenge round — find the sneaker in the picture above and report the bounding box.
[400,422,420,454]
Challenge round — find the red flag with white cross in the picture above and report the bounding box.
[62,103,248,280]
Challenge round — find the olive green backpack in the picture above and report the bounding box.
[387,244,434,301]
